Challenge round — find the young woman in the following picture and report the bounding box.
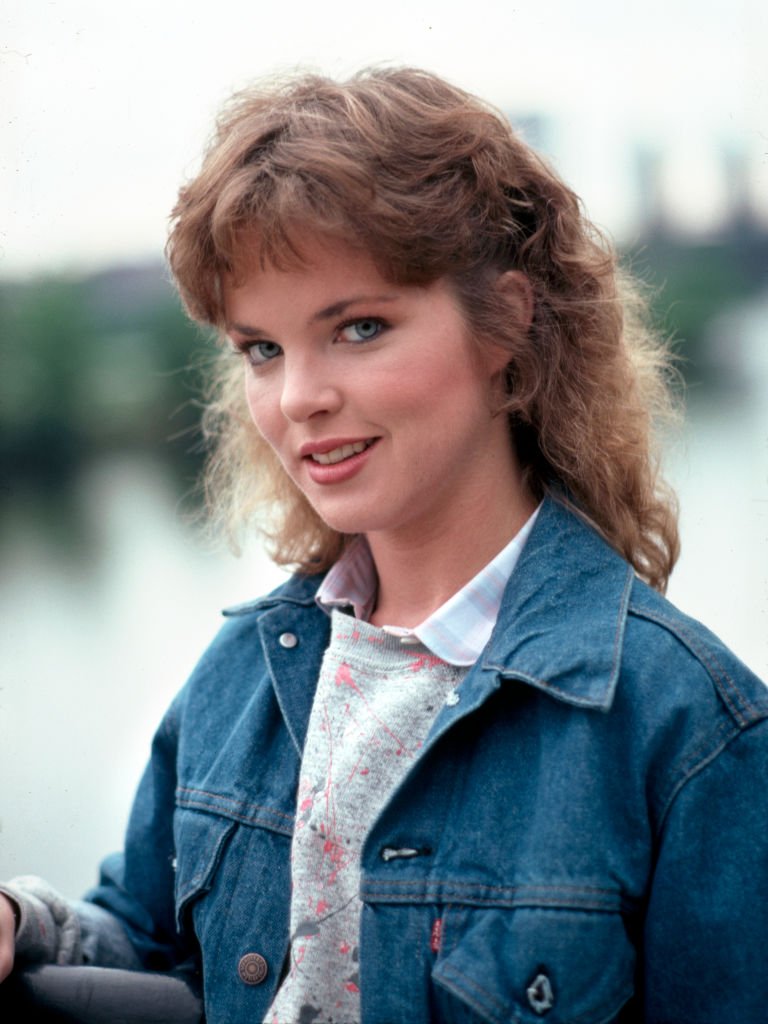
[2,67,767,1024]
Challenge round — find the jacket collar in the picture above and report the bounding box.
[228,497,635,713]
[479,497,634,711]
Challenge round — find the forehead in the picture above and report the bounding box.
[223,235,402,324]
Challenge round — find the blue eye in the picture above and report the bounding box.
[338,318,385,343]
[246,340,282,366]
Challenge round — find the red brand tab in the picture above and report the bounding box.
[430,917,443,953]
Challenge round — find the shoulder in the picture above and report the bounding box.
[194,570,325,659]
[609,574,768,831]
[491,496,767,730]
[171,570,328,712]
[624,575,768,729]
[504,499,768,836]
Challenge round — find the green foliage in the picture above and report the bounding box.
[0,266,212,507]
[624,230,768,385]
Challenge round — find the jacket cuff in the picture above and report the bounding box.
[0,876,82,966]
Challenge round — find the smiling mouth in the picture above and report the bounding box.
[309,440,376,465]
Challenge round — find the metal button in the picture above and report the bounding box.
[238,952,268,985]
[527,972,554,1014]
[279,632,298,649]
[445,689,460,707]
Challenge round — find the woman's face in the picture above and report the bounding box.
[223,236,519,545]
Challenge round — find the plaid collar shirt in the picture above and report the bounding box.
[316,507,540,667]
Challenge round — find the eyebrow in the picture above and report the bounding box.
[311,294,398,323]
[227,293,399,336]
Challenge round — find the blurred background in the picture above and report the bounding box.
[1,0,766,898]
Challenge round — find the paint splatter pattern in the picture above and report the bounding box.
[265,610,465,1023]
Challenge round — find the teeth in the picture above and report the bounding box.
[311,440,370,465]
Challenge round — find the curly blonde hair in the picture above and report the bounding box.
[167,67,680,591]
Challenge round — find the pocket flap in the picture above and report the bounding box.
[173,808,236,931]
[433,906,635,1024]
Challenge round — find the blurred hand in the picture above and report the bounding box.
[0,893,17,982]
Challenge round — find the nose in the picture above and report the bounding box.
[279,354,343,423]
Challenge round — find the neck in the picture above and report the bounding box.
[367,482,536,628]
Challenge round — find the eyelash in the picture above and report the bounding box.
[335,316,388,344]
[238,340,281,367]
[232,316,389,367]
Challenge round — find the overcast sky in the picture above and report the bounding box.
[2,0,765,276]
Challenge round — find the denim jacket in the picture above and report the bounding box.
[86,498,768,1023]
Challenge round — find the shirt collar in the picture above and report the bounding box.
[315,507,540,666]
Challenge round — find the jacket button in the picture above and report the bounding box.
[526,972,554,1014]
[279,632,298,649]
[238,952,268,985]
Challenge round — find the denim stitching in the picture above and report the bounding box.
[437,907,511,1023]
[628,605,760,726]
[440,961,509,1023]
[654,715,737,820]
[483,667,611,708]
[176,786,294,821]
[362,896,624,912]
[361,884,628,912]
[364,881,621,896]
[656,718,768,835]
[176,788,294,835]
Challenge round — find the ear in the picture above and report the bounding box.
[479,271,534,379]
[495,270,534,332]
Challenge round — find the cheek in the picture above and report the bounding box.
[244,375,282,447]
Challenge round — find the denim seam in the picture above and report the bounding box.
[656,717,768,835]
[627,605,760,726]
[440,906,515,1023]
[174,819,237,930]
[485,566,632,710]
[176,787,294,835]
[654,714,738,820]
[178,821,234,890]
[437,908,634,1024]
[438,952,639,1024]
[363,881,622,896]
[438,959,509,1023]
[361,885,627,912]
[362,897,624,912]
[482,669,612,709]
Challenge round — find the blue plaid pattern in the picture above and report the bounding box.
[316,508,539,666]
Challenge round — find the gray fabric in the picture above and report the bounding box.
[266,610,467,1023]
[1,876,140,970]
[1,876,82,966]
[4,964,202,1023]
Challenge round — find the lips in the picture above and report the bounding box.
[300,437,379,484]
[300,437,378,463]
[309,440,375,465]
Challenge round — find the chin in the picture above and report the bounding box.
[308,500,392,538]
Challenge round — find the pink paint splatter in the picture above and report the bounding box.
[410,653,444,672]
[335,662,358,691]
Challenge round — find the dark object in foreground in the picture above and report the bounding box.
[1,964,203,1023]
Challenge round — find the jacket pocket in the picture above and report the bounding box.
[432,905,635,1024]
[173,808,237,935]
